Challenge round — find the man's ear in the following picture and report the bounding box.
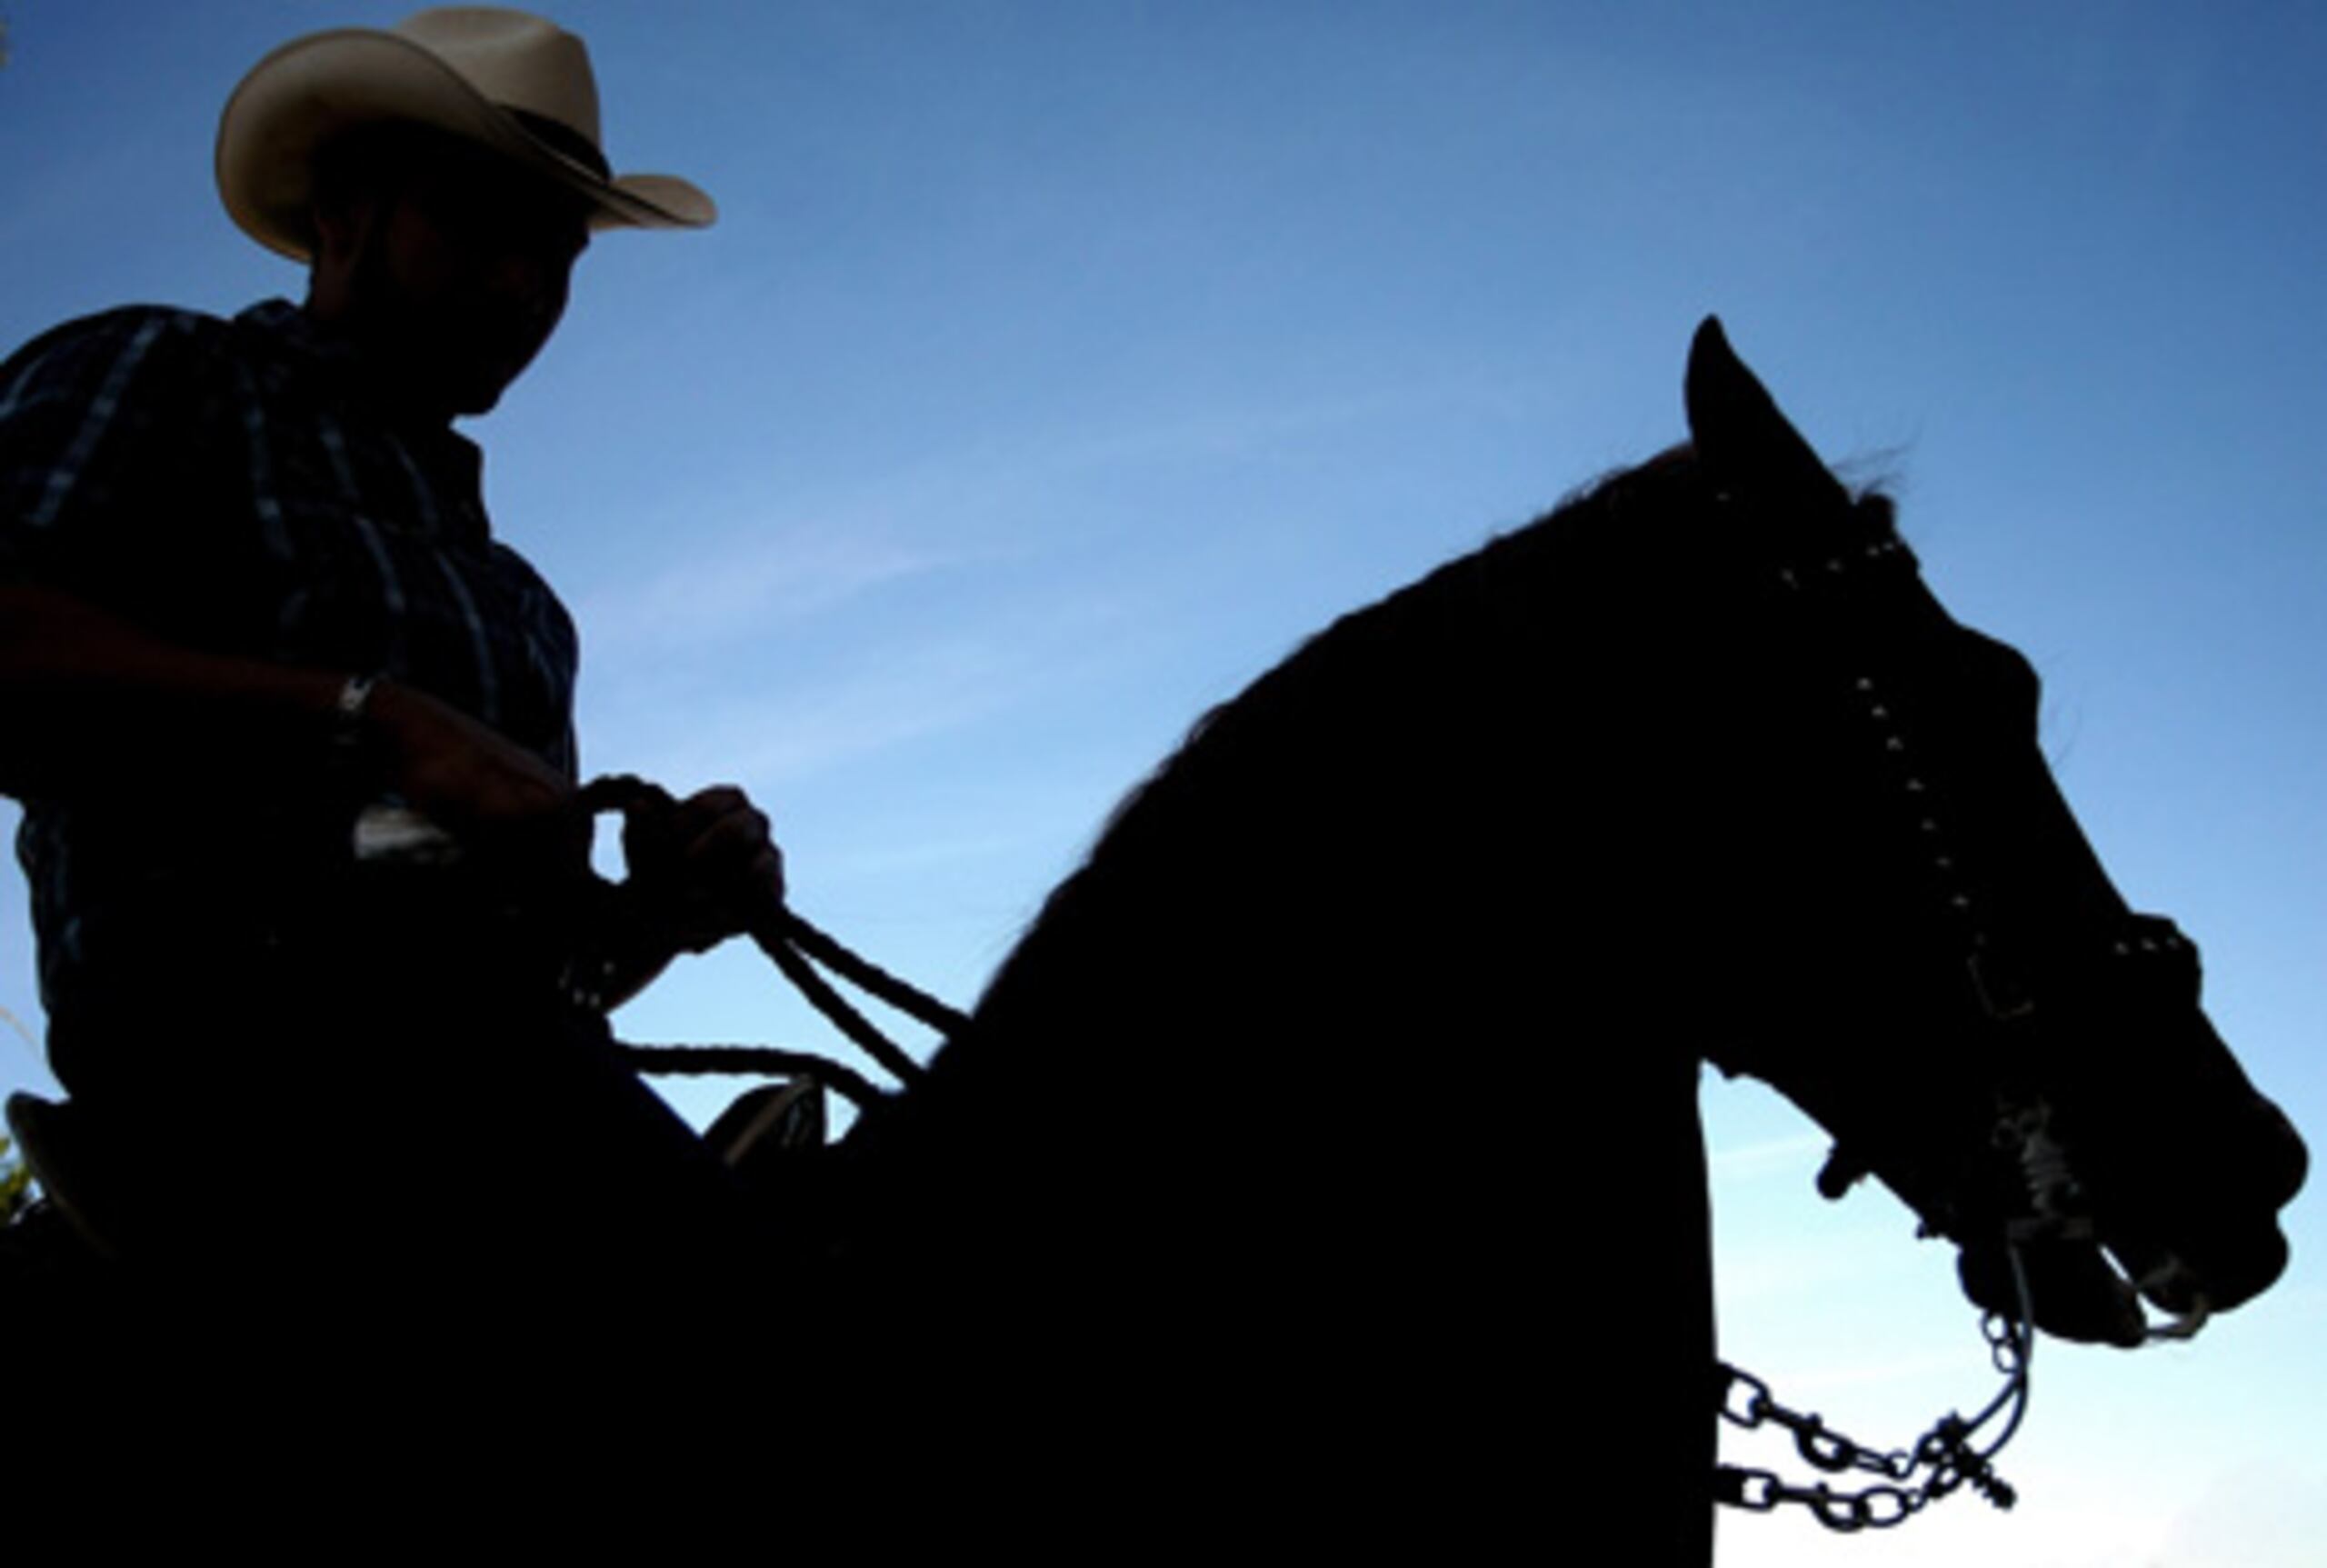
[311,190,381,270]
[305,191,385,316]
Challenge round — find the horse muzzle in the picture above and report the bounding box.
[1956,1036,2305,1346]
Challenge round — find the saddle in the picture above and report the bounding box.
[2,1071,830,1288]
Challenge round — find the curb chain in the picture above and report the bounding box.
[1713,1309,2027,1533]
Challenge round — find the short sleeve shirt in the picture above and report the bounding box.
[0,300,580,1040]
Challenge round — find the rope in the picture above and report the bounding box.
[750,916,932,1088]
[774,909,972,1039]
[610,1042,888,1112]
[576,774,944,1095]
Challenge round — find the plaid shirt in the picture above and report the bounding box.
[0,300,579,1053]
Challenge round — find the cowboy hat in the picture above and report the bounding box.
[217,6,714,262]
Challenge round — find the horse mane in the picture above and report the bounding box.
[931,435,1913,1089]
[983,444,1714,993]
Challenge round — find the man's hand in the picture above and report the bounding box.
[615,783,785,954]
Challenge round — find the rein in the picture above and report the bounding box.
[613,905,954,1111]
[576,774,959,1107]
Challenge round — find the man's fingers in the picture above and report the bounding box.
[674,788,780,876]
[617,783,786,947]
[668,786,762,851]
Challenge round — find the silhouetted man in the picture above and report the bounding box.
[0,9,780,1340]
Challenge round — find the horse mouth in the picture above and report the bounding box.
[1956,1088,2303,1347]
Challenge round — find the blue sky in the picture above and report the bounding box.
[3,5,2322,1559]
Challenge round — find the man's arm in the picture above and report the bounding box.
[1,581,785,984]
[0,580,575,849]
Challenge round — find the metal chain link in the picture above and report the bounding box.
[1714,1273,2032,1533]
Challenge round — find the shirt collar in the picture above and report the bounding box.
[237,297,370,392]
[235,298,488,540]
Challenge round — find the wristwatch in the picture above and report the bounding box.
[334,672,379,750]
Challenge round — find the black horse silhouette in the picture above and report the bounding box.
[772,319,2302,1559]
[4,322,2302,1553]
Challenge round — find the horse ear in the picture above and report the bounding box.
[1684,316,1849,514]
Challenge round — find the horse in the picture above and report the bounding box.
[751,318,2302,1559]
[2,321,2302,1552]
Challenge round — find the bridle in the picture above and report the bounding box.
[1696,519,2213,1531]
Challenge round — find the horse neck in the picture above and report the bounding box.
[961,569,1732,1105]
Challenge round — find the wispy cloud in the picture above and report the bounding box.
[578,521,966,660]
[2152,1462,2327,1568]
[1715,1241,1868,1306]
[824,829,1055,881]
[1709,1131,1826,1182]
[1760,1348,1978,1398]
[588,632,1029,791]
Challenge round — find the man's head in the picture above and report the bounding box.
[307,122,593,418]
[216,7,713,416]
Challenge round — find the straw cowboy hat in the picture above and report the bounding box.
[217,6,714,262]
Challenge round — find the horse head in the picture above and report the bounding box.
[1680,316,2305,1346]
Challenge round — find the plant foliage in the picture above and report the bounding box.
[1,1134,29,1223]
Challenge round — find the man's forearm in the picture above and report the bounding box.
[0,582,576,854]
[0,581,349,799]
